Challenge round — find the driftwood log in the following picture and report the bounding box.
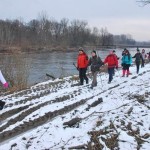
[63,117,82,127]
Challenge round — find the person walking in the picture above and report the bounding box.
[121,50,132,77]
[104,51,118,84]
[77,47,89,85]
[0,70,9,110]
[132,49,143,74]
[141,49,147,68]
[88,50,103,88]
[147,52,150,62]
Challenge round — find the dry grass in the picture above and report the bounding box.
[0,52,31,93]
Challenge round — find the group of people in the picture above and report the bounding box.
[0,47,149,109]
[77,47,149,88]
[77,47,118,88]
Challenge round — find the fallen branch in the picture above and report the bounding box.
[68,144,87,149]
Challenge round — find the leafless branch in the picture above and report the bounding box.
[137,0,150,6]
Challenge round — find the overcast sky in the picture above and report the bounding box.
[0,0,149,41]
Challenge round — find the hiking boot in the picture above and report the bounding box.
[86,79,89,84]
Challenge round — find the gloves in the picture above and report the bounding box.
[3,82,8,88]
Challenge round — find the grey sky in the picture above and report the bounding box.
[0,0,149,41]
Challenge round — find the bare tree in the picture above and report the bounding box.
[69,19,89,46]
[91,27,100,45]
[137,0,150,5]
[99,27,113,46]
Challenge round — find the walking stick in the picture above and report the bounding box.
[73,62,78,71]
[116,68,121,76]
[99,72,103,86]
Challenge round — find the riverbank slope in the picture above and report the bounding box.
[0,63,150,149]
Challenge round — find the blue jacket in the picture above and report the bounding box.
[122,55,132,65]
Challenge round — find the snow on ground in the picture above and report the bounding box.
[0,63,150,150]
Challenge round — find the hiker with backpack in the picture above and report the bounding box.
[88,50,104,88]
[0,70,9,110]
[132,49,143,74]
[104,51,118,84]
[77,47,89,85]
[121,49,132,77]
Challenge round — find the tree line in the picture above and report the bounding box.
[0,15,137,51]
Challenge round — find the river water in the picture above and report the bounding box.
[0,48,149,85]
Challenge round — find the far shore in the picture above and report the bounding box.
[0,45,149,54]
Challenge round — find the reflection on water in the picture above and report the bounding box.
[0,48,149,85]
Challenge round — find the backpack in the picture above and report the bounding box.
[108,55,116,65]
[135,53,142,62]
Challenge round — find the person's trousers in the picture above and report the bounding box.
[136,62,140,74]
[122,64,130,76]
[141,59,145,68]
[108,68,114,82]
[79,68,88,85]
[92,71,98,87]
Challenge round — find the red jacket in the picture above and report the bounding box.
[77,53,88,69]
[104,54,118,68]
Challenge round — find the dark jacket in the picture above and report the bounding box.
[132,53,143,63]
[88,56,103,72]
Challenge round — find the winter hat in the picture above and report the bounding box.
[92,50,96,54]
[78,47,84,52]
[137,47,140,51]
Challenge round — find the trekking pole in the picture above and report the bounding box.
[73,62,78,71]
[116,68,121,76]
[99,72,103,86]
[87,67,92,80]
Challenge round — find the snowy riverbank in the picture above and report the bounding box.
[0,63,150,150]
